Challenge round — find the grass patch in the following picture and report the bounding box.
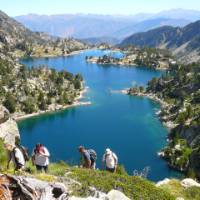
[69,167,175,200]
[48,161,69,176]
[34,173,56,182]
[0,139,8,171]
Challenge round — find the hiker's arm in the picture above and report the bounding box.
[31,151,35,165]
[43,148,50,157]
[7,151,11,169]
[83,152,91,168]
[114,155,118,172]
[85,159,91,168]
[102,155,105,170]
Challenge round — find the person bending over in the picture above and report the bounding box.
[78,146,97,169]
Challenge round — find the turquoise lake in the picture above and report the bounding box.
[19,50,181,181]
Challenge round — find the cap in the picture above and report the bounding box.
[105,148,112,154]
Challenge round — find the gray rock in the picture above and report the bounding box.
[181,178,200,188]
[1,175,69,200]
[0,116,20,145]
[89,187,108,200]
[107,190,131,200]
[156,178,170,187]
[68,197,99,200]
[0,106,9,124]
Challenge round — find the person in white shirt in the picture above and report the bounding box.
[102,148,118,173]
[6,144,25,171]
[32,143,50,173]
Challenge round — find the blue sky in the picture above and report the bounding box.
[1,0,200,16]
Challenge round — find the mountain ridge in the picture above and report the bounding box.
[120,20,200,63]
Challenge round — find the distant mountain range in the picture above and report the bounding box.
[81,37,120,45]
[112,18,189,39]
[14,9,200,44]
[15,14,133,40]
[120,20,200,63]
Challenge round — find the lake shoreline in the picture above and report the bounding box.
[14,88,91,122]
[122,89,178,130]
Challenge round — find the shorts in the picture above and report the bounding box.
[106,167,115,173]
[15,163,24,171]
[36,165,48,173]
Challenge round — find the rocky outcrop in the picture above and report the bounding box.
[181,178,200,188]
[68,190,130,200]
[156,178,171,187]
[0,174,68,200]
[0,174,131,200]
[0,106,19,145]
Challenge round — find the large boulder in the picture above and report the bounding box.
[181,178,200,188]
[0,106,20,145]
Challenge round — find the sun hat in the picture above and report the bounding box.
[105,148,112,155]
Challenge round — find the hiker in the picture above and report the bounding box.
[102,148,118,173]
[6,143,25,172]
[32,143,50,173]
[78,146,97,169]
[15,137,30,163]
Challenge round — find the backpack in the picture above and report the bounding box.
[88,149,97,161]
[17,145,30,162]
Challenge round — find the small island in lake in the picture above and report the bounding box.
[86,46,177,70]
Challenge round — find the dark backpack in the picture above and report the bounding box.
[88,149,97,161]
[17,145,30,162]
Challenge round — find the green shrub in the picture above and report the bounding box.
[3,93,16,113]
[48,161,68,176]
[69,167,175,200]
[0,139,8,171]
[116,164,128,175]
[185,186,200,200]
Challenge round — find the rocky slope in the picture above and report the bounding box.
[0,56,84,118]
[0,10,88,58]
[0,10,87,118]
[0,174,131,200]
[1,163,200,200]
[120,20,200,64]
[0,106,19,145]
[142,62,200,179]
